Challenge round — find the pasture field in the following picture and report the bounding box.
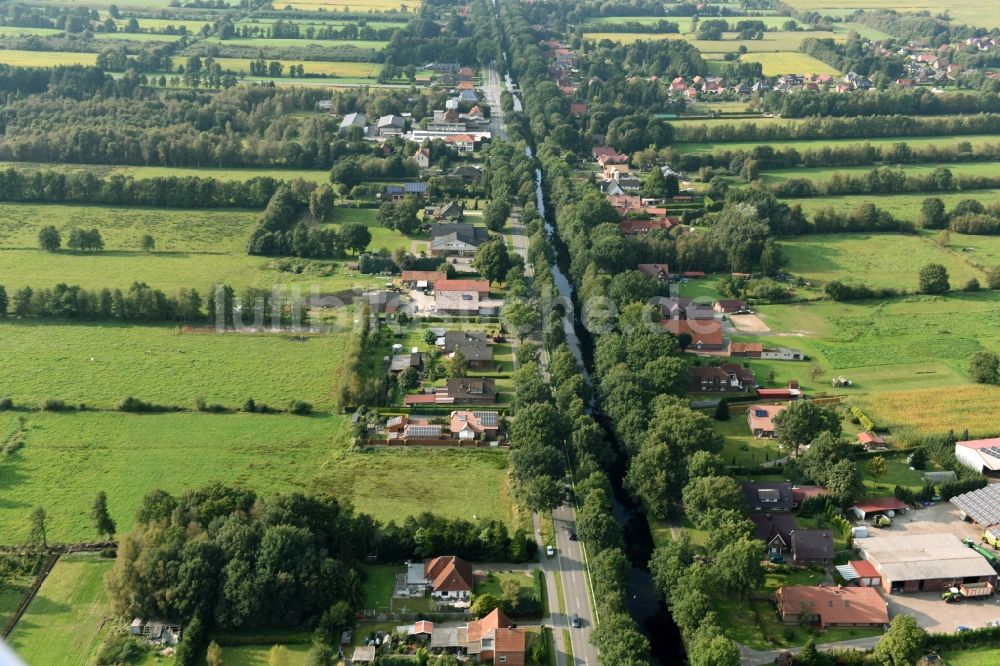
[584,30,839,54]
[778,232,983,290]
[211,57,380,77]
[199,35,389,50]
[235,17,405,29]
[0,410,514,543]
[584,15,795,29]
[943,230,1000,268]
[791,190,1000,220]
[783,0,1000,30]
[110,16,215,31]
[7,553,114,666]
[855,385,1000,438]
[0,320,352,409]
[0,50,98,67]
[0,204,382,295]
[93,31,184,42]
[939,647,1000,666]
[0,161,331,183]
[672,133,1000,155]
[757,160,1000,184]
[273,0,421,11]
[755,292,1000,387]
[738,51,840,75]
[0,26,63,37]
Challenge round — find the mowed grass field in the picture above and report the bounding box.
[0,50,98,67]
[583,30,839,55]
[0,201,387,292]
[235,17,405,29]
[791,190,1000,220]
[200,36,389,50]
[779,232,983,289]
[757,160,1000,184]
[215,644,312,665]
[0,161,331,183]
[738,51,842,75]
[754,291,1000,389]
[0,410,515,543]
[784,0,1000,30]
[673,133,1000,155]
[7,552,114,666]
[273,0,420,11]
[212,57,380,77]
[584,15,795,29]
[0,320,351,409]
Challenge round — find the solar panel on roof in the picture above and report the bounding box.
[983,447,1000,460]
[951,485,1000,526]
[474,411,498,427]
[407,426,442,438]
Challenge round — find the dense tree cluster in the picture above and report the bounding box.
[761,87,1000,119]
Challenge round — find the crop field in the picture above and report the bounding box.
[7,553,114,666]
[791,190,1000,220]
[856,384,1000,438]
[672,133,1000,155]
[235,18,405,29]
[200,35,389,50]
[779,232,983,290]
[757,160,1000,184]
[0,320,353,409]
[112,17,216,31]
[0,161,331,183]
[582,32,688,45]
[0,410,514,543]
[93,31,185,42]
[737,51,839,75]
[0,50,98,67]
[0,205,381,293]
[211,57,380,77]
[0,26,63,37]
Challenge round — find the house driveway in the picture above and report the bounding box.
[738,635,882,666]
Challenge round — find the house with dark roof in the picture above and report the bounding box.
[445,378,497,405]
[791,529,834,566]
[438,330,494,369]
[690,363,755,393]
[714,299,747,314]
[750,513,797,555]
[657,297,715,321]
[339,111,367,135]
[742,481,796,512]
[448,165,483,181]
[637,263,670,281]
[427,201,464,221]
[429,223,490,257]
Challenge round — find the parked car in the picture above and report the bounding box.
[571,614,581,628]
[568,530,578,541]
[546,545,555,557]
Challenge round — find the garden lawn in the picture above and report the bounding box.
[327,207,422,254]
[202,643,312,665]
[738,51,839,75]
[0,320,351,409]
[7,553,114,666]
[361,564,403,609]
[860,454,936,497]
[0,410,516,544]
[715,414,785,468]
[778,233,983,290]
[939,646,1000,665]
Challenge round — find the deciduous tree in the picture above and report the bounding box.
[92,491,116,538]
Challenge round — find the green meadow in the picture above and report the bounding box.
[0,410,514,543]
[199,35,388,50]
[0,320,352,409]
[791,190,1000,220]
[0,202,391,292]
[758,161,1000,185]
[673,134,1000,155]
[7,552,114,666]
[0,161,332,182]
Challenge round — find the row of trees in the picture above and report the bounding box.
[246,185,372,258]
[771,166,1000,198]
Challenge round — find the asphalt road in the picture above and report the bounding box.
[482,65,508,141]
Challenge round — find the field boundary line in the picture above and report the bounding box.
[2,552,59,638]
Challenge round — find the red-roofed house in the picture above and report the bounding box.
[729,342,763,358]
[592,146,628,164]
[857,432,887,450]
[663,318,724,351]
[435,279,490,296]
[414,147,431,169]
[747,404,787,438]
[714,299,747,314]
[777,586,889,628]
[424,556,474,601]
[444,134,477,153]
[637,263,670,281]
[842,560,882,588]
[401,271,447,288]
[570,102,588,116]
[619,217,679,235]
[670,76,687,92]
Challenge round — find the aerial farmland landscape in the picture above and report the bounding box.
[0,0,999,665]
